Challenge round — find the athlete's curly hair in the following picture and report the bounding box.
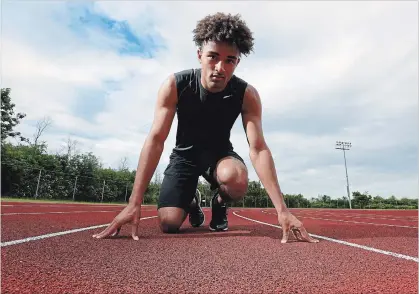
[192,12,254,56]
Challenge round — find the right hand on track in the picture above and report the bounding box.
[92,203,141,240]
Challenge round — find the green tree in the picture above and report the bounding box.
[352,191,372,209]
[197,179,212,207]
[246,181,263,207]
[1,88,28,144]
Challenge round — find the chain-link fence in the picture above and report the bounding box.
[2,160,416,209]
[2,161,135,203]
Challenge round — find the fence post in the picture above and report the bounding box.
[101,180,105,203]
[35,169,42,198]
[72,176,78,201]
[125,183,128,202]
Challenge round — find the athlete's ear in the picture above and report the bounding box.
[197,48,202,64]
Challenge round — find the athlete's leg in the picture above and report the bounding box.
[203,151,248,231]
[213,155,248,202]
[188,189,206,227]
[204,150,248,202]
[158,207,187,233]
[157,157,200,233]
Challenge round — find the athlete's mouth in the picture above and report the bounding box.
[211,74,225,80]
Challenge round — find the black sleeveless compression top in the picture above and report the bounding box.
[172,68,248,155]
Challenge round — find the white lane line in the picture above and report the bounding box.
[296,216,418,229]
[1,216,158,247]
[300,212,417,222]
[2,209,157,216]
[2,210,122,216]
[1,204,155,208]
[232,211,419,263]
[264,209,418,220]
[261,211,418,229]
[1,205,124,208]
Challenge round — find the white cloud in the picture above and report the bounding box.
[3,1,417,199]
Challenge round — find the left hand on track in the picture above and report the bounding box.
[277,210,319,244]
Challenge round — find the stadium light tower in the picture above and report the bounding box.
[335,141,352,209]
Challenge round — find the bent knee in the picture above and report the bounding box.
[221,183,248,201]
[160,223,180,234]
[158,207,186,234]
[159,217,182,234]
[217,160,248,185]
[216,161,248,200]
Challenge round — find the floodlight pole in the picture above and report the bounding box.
[335,141,352,209]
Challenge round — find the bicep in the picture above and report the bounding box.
[148,74,177,143]
[241,85,266,150]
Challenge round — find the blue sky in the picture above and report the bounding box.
[65,2,165,58]
[3,1,418,199]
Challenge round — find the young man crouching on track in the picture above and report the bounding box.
[93,12,318,244]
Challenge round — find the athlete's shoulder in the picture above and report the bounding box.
[231,74,248,86]
[174,68,199,83]
[241,82,262,113]
[243,83,259,98]
[228,73,249,101]
[172,68,200,98]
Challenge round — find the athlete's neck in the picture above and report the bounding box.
[200,75,225,94]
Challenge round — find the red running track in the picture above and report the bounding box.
[1,201,418,294]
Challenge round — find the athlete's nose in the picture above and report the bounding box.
[214,61,226,74]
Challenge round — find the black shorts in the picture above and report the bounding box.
[157,148,245,212]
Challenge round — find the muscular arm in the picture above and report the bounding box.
[241,85,288,212]
[129,74,177,205]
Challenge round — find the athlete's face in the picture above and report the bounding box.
[198,41,241,93]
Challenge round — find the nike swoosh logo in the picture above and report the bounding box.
[223,95,232,99]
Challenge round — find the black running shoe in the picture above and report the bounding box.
[188,189,205,227]
[209,191,228,231]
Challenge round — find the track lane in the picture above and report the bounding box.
[2,208,418,294]
[261,210,418,229]
[274,208,418,220]
[292,208,418,217]
[1,201,127,207]
[1,203,156,213]
[1,206,125,213]
[1,208,157,242]
[291,212,418,225]
[2,203,418,293]
[300,211,418,221]
[236,208,418,259]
